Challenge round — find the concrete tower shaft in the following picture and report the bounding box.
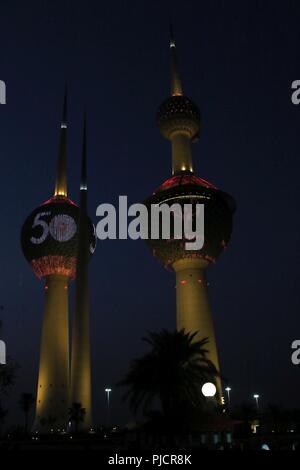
[157,30,200,175]
[21,93,96,432]
[35,275,70,428]
[54,86,68,197]
[173,258,221,395]
[33,92,71,431]
[70,115,93,429]
[145,27,235,400]
[171,133,192,174]
[21,91,75,431]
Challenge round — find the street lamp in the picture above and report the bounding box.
[253,394,260,410]
[105,388,112,426]
[105,388,112,406]
[225,387,231,406]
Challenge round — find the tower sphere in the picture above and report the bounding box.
[145,25,235,399]
[21,196,96,279]
[144,172,235,269]
[157,95,200,141]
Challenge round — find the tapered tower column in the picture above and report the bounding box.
[35,275,69,427]
[21,94,96,433]
[70,116,93,429]
[173,259,221,396]
[169,28,194,175]
[21,91,83,432]
[171,133,193,174]
[54,88,68,197]
[145,27,235,403]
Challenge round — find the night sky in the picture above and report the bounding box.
[0,0,300,426]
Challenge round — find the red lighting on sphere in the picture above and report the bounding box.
[156,174,217,193]
[31,256,77,279]
[41,195,77,207]
[180,279,187,285]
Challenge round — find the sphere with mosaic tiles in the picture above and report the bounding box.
[144,172,235,268]
[21,196,96,279]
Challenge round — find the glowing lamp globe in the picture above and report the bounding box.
[21,196,96,279]
[201,382,217,397]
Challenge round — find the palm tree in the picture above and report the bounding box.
[39,414,57,432]
[119,329,219,422]
[68,402,86,433]
[19,393,35,433]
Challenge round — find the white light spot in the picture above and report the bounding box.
[201,382,217,397]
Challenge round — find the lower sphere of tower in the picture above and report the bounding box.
[157,95,201,140]
[21,196,96,279]
[144,175,235,269]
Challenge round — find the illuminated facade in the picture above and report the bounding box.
[21,94,95,431]
[70,117,94,430]
[145,30,235,397]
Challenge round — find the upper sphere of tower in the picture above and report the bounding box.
[157,95,200,140]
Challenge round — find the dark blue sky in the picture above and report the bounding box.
[0,0,300,426]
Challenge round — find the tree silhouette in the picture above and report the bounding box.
[119,329,219,423]
[19,393,35,433]
[39,414,58,432]
[68,402,86,433]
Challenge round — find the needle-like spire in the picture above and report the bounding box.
[54,85,68,197]
[170,21,183,96]
[70,111,93,429]
[80,112,87,192]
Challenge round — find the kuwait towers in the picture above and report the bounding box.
[21,93,96,431]
[145,29,235,397]
[70,116,93,429]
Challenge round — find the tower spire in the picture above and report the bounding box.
[70,112,93,429]
[80,113,87,192]
[169,22,183,96]
[54,86,68,197]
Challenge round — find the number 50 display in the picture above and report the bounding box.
[30,212,77,244]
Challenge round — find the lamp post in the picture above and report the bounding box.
[253,394,260,410]
[105,388,112,427]
[225,387,231,407]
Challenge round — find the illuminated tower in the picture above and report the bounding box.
[70,116,94,429]
[21,94,96,431]
[145,29,235,397]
